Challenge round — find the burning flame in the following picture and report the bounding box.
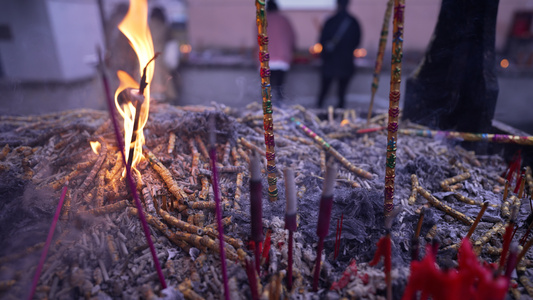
[340,119,350,127]
[114,0,154,170]
[90,141,101,154]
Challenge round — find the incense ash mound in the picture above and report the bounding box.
[0,102,532,299]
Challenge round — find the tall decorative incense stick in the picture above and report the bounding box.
[291,118,373,179]
[28,185,68,300]
[255,0,278,201]
[284,167,297,290]
[313,161,337,291]
[98,52,166,288]
[399,128,533,146]
[384,0,404,216]
[367,0,394,124]
[250,151,264,273]
[208,117,229,300]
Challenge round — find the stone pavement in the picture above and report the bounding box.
[0,63,532,134]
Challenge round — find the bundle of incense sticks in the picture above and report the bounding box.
[255,0,278,201]
[367,0,394,124]
[399,128,533,146]
[383,0,405,217]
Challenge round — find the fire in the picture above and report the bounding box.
[90,141,101,154]
[114,0,155,170]
[340,119,350,127]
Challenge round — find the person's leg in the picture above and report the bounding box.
[277,70,286,100]
[317,75,333,108]
[270,70,284,101]
[337,76,351,108]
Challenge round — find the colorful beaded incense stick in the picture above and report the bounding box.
[255,0,278,201]
[367,0,394,124]
[291,118,373,179]
[399,129,533,146]
[384,0,405,216]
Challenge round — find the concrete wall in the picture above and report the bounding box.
[0,1,62,80]
[188,0,533,54]
[0,0,103,82]
[46,0,104,81]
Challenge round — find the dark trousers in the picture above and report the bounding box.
[317,75,351,108]
[270,70,286,101]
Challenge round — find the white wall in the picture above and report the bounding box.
[0,1,62,80]
[0,0,103,82]
[188,0,533,54]
[46,0,104,80]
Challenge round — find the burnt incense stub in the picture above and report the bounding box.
[1,102,533,298]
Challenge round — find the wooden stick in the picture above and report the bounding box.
[144,147,188,205]
[408,174,418,205]
[465,202,489,239]
[417,186,474,225]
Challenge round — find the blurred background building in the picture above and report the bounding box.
[0,0,532,131]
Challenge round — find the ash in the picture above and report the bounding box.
[0,102,531,299]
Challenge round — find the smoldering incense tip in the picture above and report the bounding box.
[250,151,262,182]
[323,160,338,198]
[284,167,297,216]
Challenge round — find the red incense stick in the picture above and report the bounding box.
[208,118,229,300]
[98,52,166,289]
[313,162,337,291]
[505,243,519,279]
[499,221,514,272]
[27,185,68,300]
[245,258,260,300]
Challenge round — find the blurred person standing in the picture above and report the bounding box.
[266,0,296,102]
[316,0,361,109]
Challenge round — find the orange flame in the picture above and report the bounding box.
[90,141,101,154]
[114,0,154,170]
